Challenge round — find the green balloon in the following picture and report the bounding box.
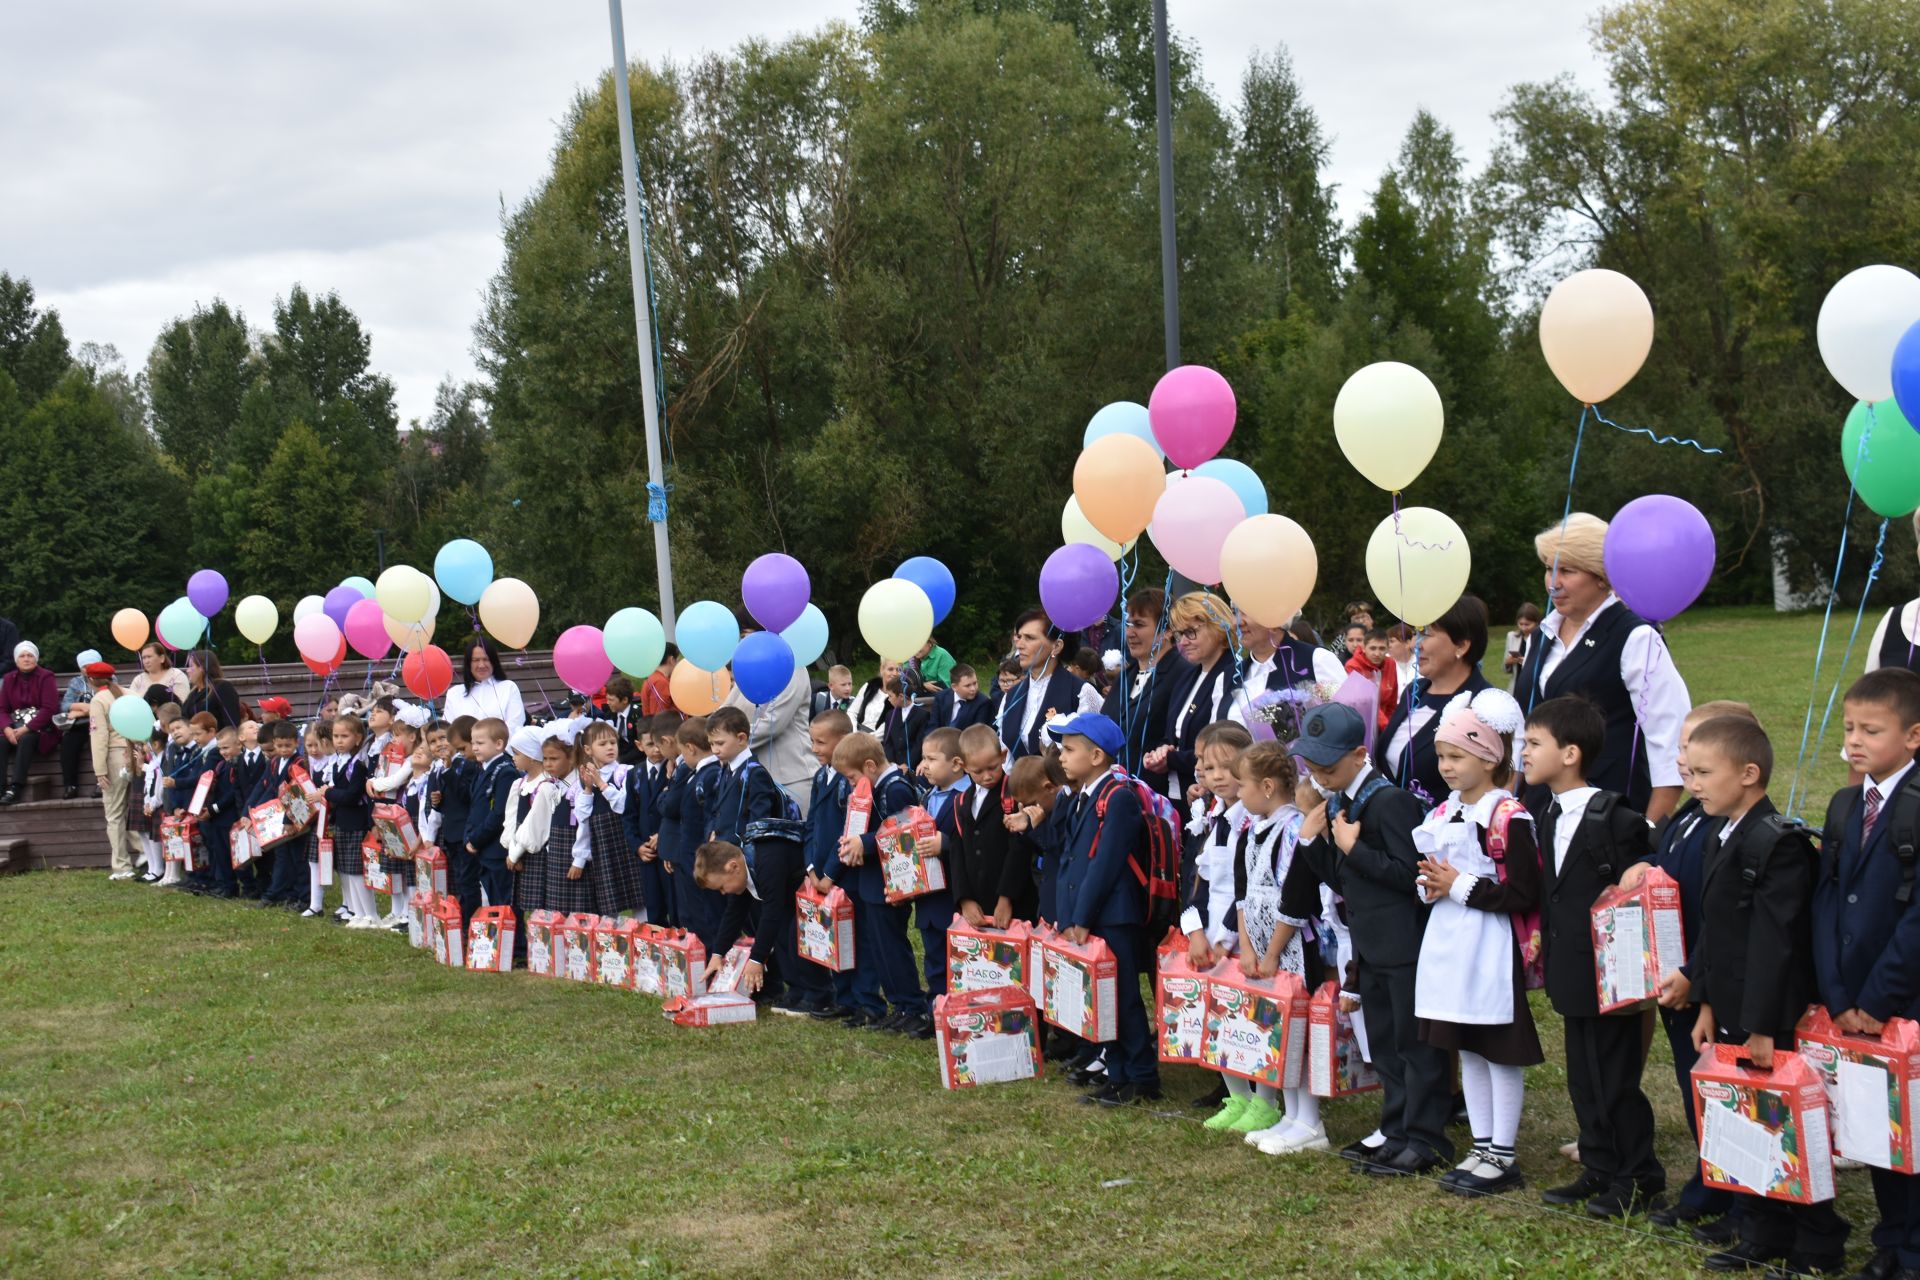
[1842,399,1920,519]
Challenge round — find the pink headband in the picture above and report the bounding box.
[1434,711,1506,765]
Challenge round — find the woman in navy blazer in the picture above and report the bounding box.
[1143,592,1241,803]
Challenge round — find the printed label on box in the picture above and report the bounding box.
[1591,868,1687,1014]
[1795,1007,1919,1173]
[1693,1045,1836,1204]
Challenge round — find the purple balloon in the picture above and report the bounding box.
[323,584,364,631]
[1603,494,1715,622]
[1039,543,1120,633]
[186,569,229,618]
[741,553,810,634]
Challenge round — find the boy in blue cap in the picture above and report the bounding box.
[1046,710,1160,1106]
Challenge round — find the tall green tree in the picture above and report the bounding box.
[0,274,71,407]
[146,299,254,476]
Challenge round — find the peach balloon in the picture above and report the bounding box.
[670,661,734,716]
[1219,514,1318,628]
[1538,268,1654,404]
[1072,433,1164,544]
[110,607,149,652]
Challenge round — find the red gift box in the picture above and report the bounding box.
[1153,934,1214,1065]
[427,896,466,968]
[371,802,421,862]
[1692,1043,1837,1204]
[1026,923,1056,1003]
[279,781,316,836]
[413,845,447,900]
[466,905,517,973]
[560,912,601,983]
[630,923,667,995]
[362,834,391,894]
[1039,934,1118,1042]
[249,795,299,848]
[1308,980,1381,1098]
[1202,964,1310,1088]
[1591,867,1687,1013]
[161,813,203,871]
[948,919,1032,994]
[876,806,946,904]
[525,909,565,977]
[591,917,643,988]
[935,986,1044,1089]
[843,775,873,842]
[314,799,333,886]
[665,992,757,1026]
[711,937,755,994]
[798,883,857,971]
[1796,1007,1920,1172]
[187,770,214,817]
[407,889,434,949]
[229,820,260,870]
[658,929,709,999]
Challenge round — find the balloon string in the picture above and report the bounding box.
[1532,405,1593,719]
[1390,491,1456,551]
[1587,404,1724,456]
[259,645,270,690]
[1798,517,1889,819]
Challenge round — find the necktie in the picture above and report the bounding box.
[1543,800,1562,861]
[1863,785,1883,844]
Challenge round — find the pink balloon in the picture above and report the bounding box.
[1148,476,1246,585]
[342,598,392,661]
[293,613,344,663]
[554,624,614,694]
[1148,365,1237,470]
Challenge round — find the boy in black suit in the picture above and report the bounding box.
[432,716,481,923]
[1816,668,1920,1280]
[827,731,929,1036]
[1280,702,1449,1174]
[1684,715,1848,1273]
[878,675,929,772]
[605,675,645,766]
[931,665,991,733]
[952,723,1035,926]
[627,713,674,926]
[803,709,864,1022]
[1521,696,1660,1219]
[462,717,518,911]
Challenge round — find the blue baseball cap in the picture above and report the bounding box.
[1045,711,1124,759]
[1287,702,1366,767]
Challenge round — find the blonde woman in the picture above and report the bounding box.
[1143,592,1243,804]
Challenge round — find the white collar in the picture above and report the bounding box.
[727,748,755,775]
[1443,788,1512,826]
[1541,594,1623,652]
[1077,766,1118,797]
[1341,763,1376,800]
[688,754,714,772]
[1550,784,1599,814]
[1867,759,1916,801]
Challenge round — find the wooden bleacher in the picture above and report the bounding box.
[0,649,567,874]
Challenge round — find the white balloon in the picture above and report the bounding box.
[292,594,325,625]
[1818,265,1920,403]
[1061,495,1136,560]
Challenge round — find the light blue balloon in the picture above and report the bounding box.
[1082,401,1162,457]
[1194,458,1267,517]
[780,603,829,667]
[339,575,376,600]
[676,599,740,671]
[434,538,495,607]
[156,596,207,650]
[603,606,667,677]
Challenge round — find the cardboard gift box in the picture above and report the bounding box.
[371,802,421,862]
[948,919,1031,994]
[1308,980,1381,1098]
[1153,936,1214,1066]
[657,929,709,1000]
[1591,867,1688,1014]
[249,796,296,849]
[876,806,947,904]
[314,799,333,886]
[935,986,1045,1089]
[843,775,873,842]
[591,917,643,988]
[798,884,857,972]
[160,813,202,871]
[229,819,261,870]
[187,770,214,817]
[1692,1044,1837,1204]
[466,905,517,973]
[630,923,666,996]
[526,909,566,977]
[361,834,391,894]
[427,896,466,969]
[1026,924,1056,1003]
[280,781,316,836]
[665,992,757,1026]
[560,913,601,983]
[1040,934,1119,1042]
[413,845,448,900]
[1202,965,1311,1089]
[1796,1007,1920,1173]
[711,937,755,994]
[407,889,433,949]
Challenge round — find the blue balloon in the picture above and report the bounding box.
[676,599,740,671]
[894,556,956,626]
[780,603,830,667]
[732,631,797,704]
[1194,458,1268,517]
[434,538,495,607]
[1082,401,1162,457]
[1894,319,1920,438]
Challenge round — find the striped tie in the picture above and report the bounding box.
[1863,785,1883,845]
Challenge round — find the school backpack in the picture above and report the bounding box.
[1088,769,1185,936]
[1822,771,1920,908]
[1482,796,1545,990]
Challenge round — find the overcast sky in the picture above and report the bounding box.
[3,2,1608,425]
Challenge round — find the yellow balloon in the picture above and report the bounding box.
[857,578,934,661]
[1061,495,1136,560]
[234,595,278,645]
[1366,507,1471,627]
[478,577,540,649]
[376,565,433,625]
[110,608,149,652]
[670,661,733,715]
[1219,515,1318,628]
[383,608,435,653]
[1538,268,1653,404]
[1333,362,1443,492]
[1072,434,1164,543]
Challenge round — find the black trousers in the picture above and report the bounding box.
[1660,1005,1733,1215]
[0,730,42,789]
[1103,923,1159,1089]
[449,841,483,925]
[1871,1164,1920,1267]
[477,853,512,916]
[1734,1197,1850,1261]
[60,723,88,789]
[1358,959,1454,1160]
[1563,1012,1663,1192]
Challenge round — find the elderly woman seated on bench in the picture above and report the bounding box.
[0,641,60,806]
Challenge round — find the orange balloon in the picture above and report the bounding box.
[670,661,733,715]
[1219,514,1318,628]
[110,608,148,652]
[1073,434,1164,544]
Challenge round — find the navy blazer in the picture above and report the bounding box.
[914,782,964,932]
[930,690,992,733]
[836,768,919,905]
[1646,796,1711,979]
[201,756,241,830]
[805,765,849,875]
[879,703,930,772]
[1158,657,1242,800]
[623,760,666,849]
[1053,773,1145,931]
[1815,772,1920,1021]
[245,755,290,811]
[322,756,372,831]
[431,757,477,846]
[1101,651,1190,786]
[709,757,793,848]
[656,765,691,869]
[463,756,517,857]
[683,758,724,858]
[995,667,1088,761]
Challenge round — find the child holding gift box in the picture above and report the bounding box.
[1181,721,1252,1114]
[252,721,305,909]
[664,717,728,952]
[197,727,244,899]
[537,727,592,916]
[624,715,672,927]
[829,731,930,1037]
[804,708,863,1021]
[1409,688,1543,1196]
[463,717,519,914]
[1682,713,1849,1273]
[323,716,380,928]
[571,719,647,919]
[298,720,334,917]
[910,726,966,1001]
[1520,696,1660,1219]
[954,723,1038,930]
[367,706,433,929]
[1814,668,1920,1280]
[433,717,481,924]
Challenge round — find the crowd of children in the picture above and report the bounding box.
[95,626,1920,1280]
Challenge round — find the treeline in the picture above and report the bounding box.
[4,0,1918,667]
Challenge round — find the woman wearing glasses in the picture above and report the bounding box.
[1142,592,1243,806]
[1378,594,1492,811]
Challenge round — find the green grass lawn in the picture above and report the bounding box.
[0,608,1887,1279]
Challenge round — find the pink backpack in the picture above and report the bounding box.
[1485,797,1545,990]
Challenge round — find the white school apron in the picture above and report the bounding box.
[1411,813,1512,1026]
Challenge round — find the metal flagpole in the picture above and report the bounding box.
[607,0,678,635]
[1152,0,1180,370]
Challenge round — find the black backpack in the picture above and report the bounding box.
[1822,771,1920,907]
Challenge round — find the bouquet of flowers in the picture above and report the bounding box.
[1245,679,1344,747]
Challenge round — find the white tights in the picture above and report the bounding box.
[142,836,162,877]
[342,874,379,920]
[1459,1050,1525,1150]
[1224,1075,1277,1104]
[308,863,326,913]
